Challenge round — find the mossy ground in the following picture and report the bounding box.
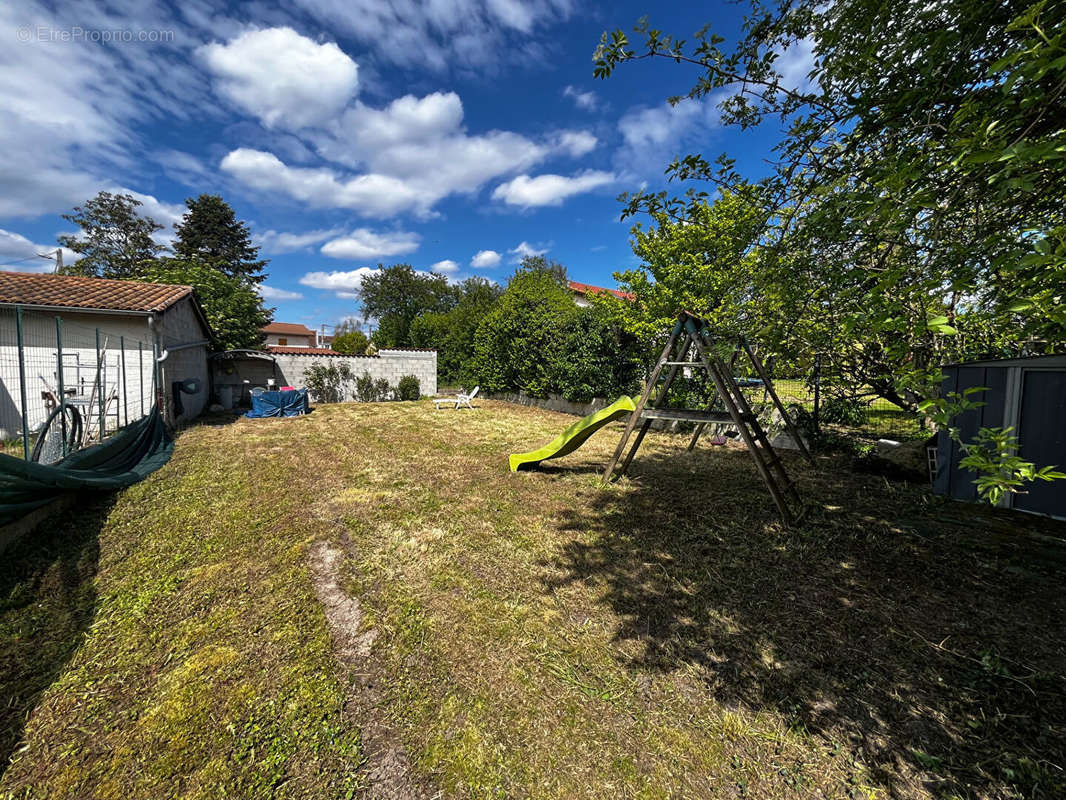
[2,400,1064,799]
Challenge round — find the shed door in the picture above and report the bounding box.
[1014,370,1066,517]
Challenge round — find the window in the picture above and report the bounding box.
[278,337,288,345]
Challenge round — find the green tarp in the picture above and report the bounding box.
[0,407,173,526]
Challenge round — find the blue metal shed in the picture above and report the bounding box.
[935,354,1066,519]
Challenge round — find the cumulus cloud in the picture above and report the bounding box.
[508,241,549,262]
[471,249,501,268]
[492,171,614,208]
[256,227,344,254]
[199,28,359,129]
[221,149,427,217]
[554,130,598,157]
[563,85,599,111]
[320,228,421,259]
[615,95,727,176]
[429,259,460,273]
[257,284,304,301]
[299,267,380,298]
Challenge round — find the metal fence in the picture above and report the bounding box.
[0,305,158,463]
[770,357,928,442]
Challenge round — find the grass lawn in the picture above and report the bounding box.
[2,400,1065,799]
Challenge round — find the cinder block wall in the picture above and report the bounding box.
[270,349,437,399]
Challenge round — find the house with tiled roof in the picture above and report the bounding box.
[261,321,335,353]
[0,271,213,434]
[567,280,635,307]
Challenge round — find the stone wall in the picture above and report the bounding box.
[260,349,437,399]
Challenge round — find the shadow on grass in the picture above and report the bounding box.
[0,494,111,778]
[544,445,1066,798]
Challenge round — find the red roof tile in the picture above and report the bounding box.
[262,321,317,336]
[266,345,343,355]
[568,280,635,301]
[0,271,194,312]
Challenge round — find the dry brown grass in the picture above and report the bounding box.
[4,399,1065,799]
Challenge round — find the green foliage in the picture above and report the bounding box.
[303,362,354,403]
[58,192,164,278]
[139,259,271,351]
[172,195,267,284]
[409,277,503,385]
[354,372,393,403]
[595,0,1066,500]
[471,259,641,401]
[957,427,1066,506]
[359,264,456,347]
[819,397,869,427]
[397,375,421,401]
[331,327,369,355]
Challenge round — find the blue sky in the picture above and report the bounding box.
[0,1,809,332]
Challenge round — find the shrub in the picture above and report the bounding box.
[353,372,395,402]
[397,375,420,401]
[820,396,869,426]
[303,362,353,403]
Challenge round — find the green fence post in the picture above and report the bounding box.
[15,305,30,460]
[95,328,105,439]
[56,317,67,457]
[120,335,128,427]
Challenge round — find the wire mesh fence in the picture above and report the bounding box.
[0,305,157,463]
[771,359,928,442]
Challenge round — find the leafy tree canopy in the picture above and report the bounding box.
[358,264,456,347]
[409,276,503,385]
[139,259,271,351]
[172,194,267,284]
[58,192,164,278]
[330,320,369,355]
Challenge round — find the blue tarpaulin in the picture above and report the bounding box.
[244,389,309,418]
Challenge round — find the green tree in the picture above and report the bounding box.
[330,321,369,355]
[594,0,1066,500]
[140,259,271,351]
[58,192,164,278]
[409,277,503,385]
[172,195,267,284]
[358,264,456,347]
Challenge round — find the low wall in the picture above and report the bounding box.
[243,349,437,400]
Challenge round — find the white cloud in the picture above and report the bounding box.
[554,130,598,157]
[287,0,573,72]
[299,267,379,297]
[220,148,427,217]
[257,284,305,301]
[199,28,359,129]
[0,229,77,272]
[492,171,614,208]
[225,91,551,218]
[429,259,460,273]
[615,95,726,175]
[775,38,817,92]
[563,85,599,111]
[320,228,421,259]
[471,249,501,268]
[256,227,344,254]
[508,241,549,262]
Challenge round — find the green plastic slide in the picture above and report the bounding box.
[509,396,637,472]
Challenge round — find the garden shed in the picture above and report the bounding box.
[934,354,1066,519]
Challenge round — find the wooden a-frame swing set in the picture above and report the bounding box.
[603,311,815,526]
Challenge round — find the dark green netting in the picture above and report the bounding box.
[0,406,173,526]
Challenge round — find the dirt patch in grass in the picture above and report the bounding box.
[2,399,1063,799]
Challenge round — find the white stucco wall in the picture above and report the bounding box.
[156,297,210,424]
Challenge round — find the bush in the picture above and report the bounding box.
[353,372,395,402]
[303,362,353,403]
[820,396,869,426]
[397,375,420,401]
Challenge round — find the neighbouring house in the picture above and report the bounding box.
[0,271,212,437]
[262,321,334,351]
[935,353,1066,519]
[567,280,635,307]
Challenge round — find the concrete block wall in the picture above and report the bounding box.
[270,349,437,400]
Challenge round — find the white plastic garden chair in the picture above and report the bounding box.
[455,386,479,409]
